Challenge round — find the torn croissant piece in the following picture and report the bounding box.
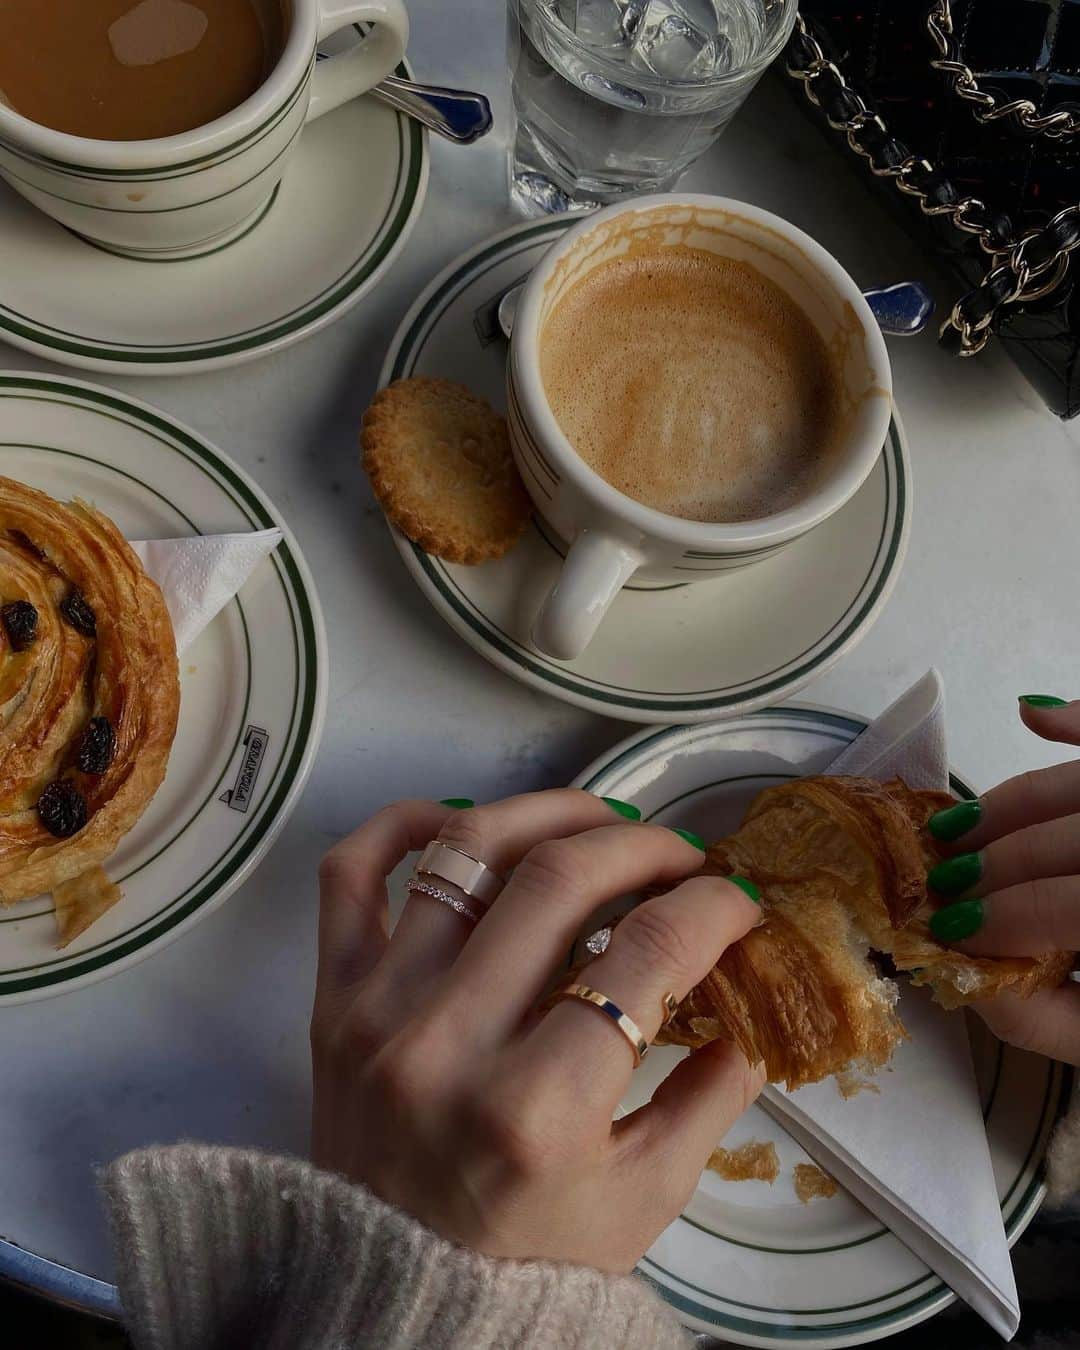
[660,776,1074,1090]
[0,477,179,945]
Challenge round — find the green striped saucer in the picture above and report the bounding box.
[0,374,327,1002]
[378,219,911,725]
[572,710,1072,1347]
[0,41,426,377]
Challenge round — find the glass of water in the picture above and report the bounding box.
[507,0,797,214]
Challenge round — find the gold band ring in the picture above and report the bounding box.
[549,983,650,1067]
[661,990,679,1026]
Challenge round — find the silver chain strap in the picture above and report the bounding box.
[785,13,1080,355]
[928,0,1080,140]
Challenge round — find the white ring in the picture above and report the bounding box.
[417,840,504,908]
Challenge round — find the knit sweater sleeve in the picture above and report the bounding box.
[101,1144,693,1350]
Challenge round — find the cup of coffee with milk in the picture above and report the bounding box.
[508,195,893,661]
[0,0,408,258]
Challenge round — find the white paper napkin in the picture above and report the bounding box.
[759,668,1020,1339]
[130,530,283,653]
[827,667,949,791]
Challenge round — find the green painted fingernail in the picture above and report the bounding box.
[928,851,983,897]
[602,797,642,821]
[672,827,706,851]
[440,798,474,809]
[927,799,983,842]
[728,875,761,904]
[930,898,985,943]
[1019,694,1068,708]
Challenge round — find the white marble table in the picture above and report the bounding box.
[2,0,1080,1317]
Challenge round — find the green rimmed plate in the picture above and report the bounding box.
[0,39,427,376]
[378,220,911,725]
[571,709,1072,1346]
[0,373,327,1003]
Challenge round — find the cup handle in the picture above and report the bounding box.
[531,530,643,661]
[307,0,410,123]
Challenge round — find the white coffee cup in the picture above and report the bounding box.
[0,0,408,260]
[507,194,893,662]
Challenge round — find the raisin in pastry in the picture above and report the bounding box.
[0,477,179,945]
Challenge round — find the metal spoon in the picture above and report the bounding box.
[370,76,492,144]
[496,278,934,340]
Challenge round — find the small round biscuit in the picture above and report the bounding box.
[362,378,532,565]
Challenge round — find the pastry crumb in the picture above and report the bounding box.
[835,1069,881,1099]
[793,1163,839,1203]
[707,1139,779,1183]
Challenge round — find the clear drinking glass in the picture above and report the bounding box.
[507,0,798,214]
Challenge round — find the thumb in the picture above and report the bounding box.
[617,1040,766,1202]
[976,985,1080,1066]
[1019,696,1080,747]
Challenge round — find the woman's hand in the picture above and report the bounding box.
[310,790,762,1273]
[927,697,1080,1064]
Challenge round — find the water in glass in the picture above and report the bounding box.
[507,0,794,213]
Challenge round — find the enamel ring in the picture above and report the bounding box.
[416,840,505,909]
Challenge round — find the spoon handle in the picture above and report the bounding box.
[371,76,493,144]
[862,281,935,336]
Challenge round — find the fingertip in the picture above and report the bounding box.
[694,1038,766,1102]
[683,873,763,941]
[1018,696,1080,746]
[727,874,762,905]
[601,796,643,821]
[928,896,984,944]
[670,826,707,852]
[746,1059,768,1107]
[720,876,766,935]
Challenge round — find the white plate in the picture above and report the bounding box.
[0,36,427,376]
[0,373,327,1002]
[571,709,1072,1347]
[378,220,911,724]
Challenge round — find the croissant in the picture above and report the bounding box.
[660,776,1074,1089]
[0,477,179,945]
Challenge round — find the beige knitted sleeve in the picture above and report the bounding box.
[1047,1103,1080,1206]
[101,1144,693,1350]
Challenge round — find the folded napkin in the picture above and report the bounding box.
[827,668,948,790]
[760,669,1020,1339]
[130,530,283,653]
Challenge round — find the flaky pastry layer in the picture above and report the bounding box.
[660,776,1073,1088]
[0,477,179,943]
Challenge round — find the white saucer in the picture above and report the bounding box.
[572,710,1072,1347]
[0,373,328,1002]
[378,220,912,724]
[0,40,427,377]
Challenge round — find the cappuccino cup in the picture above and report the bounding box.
[507,195,893,661]
[0,0,409,260]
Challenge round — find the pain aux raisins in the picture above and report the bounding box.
[60,588,97,637]
[77,716,116,776]
[37,779,88,839]
[1,599,38,651]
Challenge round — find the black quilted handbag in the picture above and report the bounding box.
[783,0,1080,418]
